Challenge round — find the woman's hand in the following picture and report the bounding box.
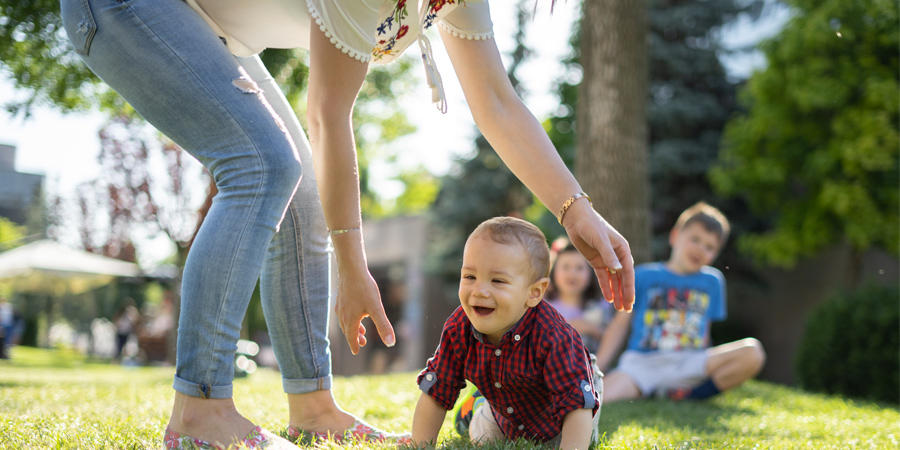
[563,200,635,312]
[333,264,396,355]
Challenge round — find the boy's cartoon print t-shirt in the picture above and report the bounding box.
[627,262,726,353]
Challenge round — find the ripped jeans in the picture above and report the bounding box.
[60,0,334,398]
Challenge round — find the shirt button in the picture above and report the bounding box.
[506,407,514,414]
[426,374,434,381]
[584,384,591,392]
[494,349,502,356]
[514,334,521,341]
[494,382,502,389]
[518,425,525,431]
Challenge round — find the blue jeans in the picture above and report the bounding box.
[60,0,333,398]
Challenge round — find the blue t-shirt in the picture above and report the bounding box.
[627,262,726,353]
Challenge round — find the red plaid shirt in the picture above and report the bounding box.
[417,301,599,442]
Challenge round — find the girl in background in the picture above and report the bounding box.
[547,242,615,354]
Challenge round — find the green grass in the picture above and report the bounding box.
[1,347,897,449]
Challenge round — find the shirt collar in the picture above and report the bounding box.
[470,302,540,346]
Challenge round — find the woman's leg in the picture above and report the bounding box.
[60,0,302,443]
[241,56,363,434]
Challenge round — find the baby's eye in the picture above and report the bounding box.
[492,279,506,284]
[462,274,476,280]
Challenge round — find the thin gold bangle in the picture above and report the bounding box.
[556,192,592,225]
[328,227,361,236]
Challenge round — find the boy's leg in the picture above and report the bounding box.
[468,402,505,444]
[600,371,642,403]
[662,338,766,400]
[705,338,766,391]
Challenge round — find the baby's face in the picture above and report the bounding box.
[458,233,543,345]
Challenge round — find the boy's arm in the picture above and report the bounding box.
[411,392,447,447]
[595,311,632,372]
[558,408,593,450]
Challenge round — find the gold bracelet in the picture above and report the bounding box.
[556,192,592,225]
[328,227,361,236]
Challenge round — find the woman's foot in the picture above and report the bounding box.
[166,392,261,448]
[285,390,410,444]
[285,416,410,444]
[165,425,299,449]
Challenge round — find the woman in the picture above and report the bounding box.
[59,0,635,448]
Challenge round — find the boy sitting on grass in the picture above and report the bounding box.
[409,217,601,450]
[597,202,766,403]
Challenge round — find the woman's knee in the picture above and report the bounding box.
[267,151,303,193]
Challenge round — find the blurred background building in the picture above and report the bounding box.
[0,144,44,226]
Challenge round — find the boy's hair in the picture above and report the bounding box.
[469,217,550,282]
[673,202,731,246]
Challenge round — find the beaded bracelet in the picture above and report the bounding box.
[329,227,361,236]
[556,192,592,225]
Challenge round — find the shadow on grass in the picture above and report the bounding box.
[598,397,752,438]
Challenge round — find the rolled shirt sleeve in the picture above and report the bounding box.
[543,329,601,423]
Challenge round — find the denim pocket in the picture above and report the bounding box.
[60,0,98,55]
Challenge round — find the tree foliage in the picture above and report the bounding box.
[0,0,119,115]
[0,215,25,252]
[547,0,763,260]
[73,116,204,263]
[795,283,899,404]
[428,0,535,287]
[711,0,899,267]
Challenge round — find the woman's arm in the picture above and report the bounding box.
[307,25,395,354]
[440,30,634,311]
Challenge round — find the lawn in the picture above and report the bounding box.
[0,347,897,449]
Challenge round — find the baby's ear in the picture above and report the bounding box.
[527,277,550,307]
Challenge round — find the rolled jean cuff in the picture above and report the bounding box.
[283,375,332,395]
[173,374,233,399]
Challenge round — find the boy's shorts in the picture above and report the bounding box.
[613,350,708,396]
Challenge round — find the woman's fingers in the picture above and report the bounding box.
[335,278,397,355]
[568,210,635,312]
[342,315,362,355]
[617,247,636,312]
[368,306,397,347]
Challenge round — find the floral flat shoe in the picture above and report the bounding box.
[164,425,299,449]
[285,417,411,445]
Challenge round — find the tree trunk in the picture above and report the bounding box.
[576,0,651,263]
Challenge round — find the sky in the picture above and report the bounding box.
[0,1,790,266]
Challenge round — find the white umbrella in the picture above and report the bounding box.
[0,240,141,295]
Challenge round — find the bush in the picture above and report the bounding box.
[795,284,899,404]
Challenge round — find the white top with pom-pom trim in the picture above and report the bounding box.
[186,0,493,112]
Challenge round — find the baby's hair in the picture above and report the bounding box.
[546,244,601,302]
[674,202,731,245]
[469,216,550,282]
